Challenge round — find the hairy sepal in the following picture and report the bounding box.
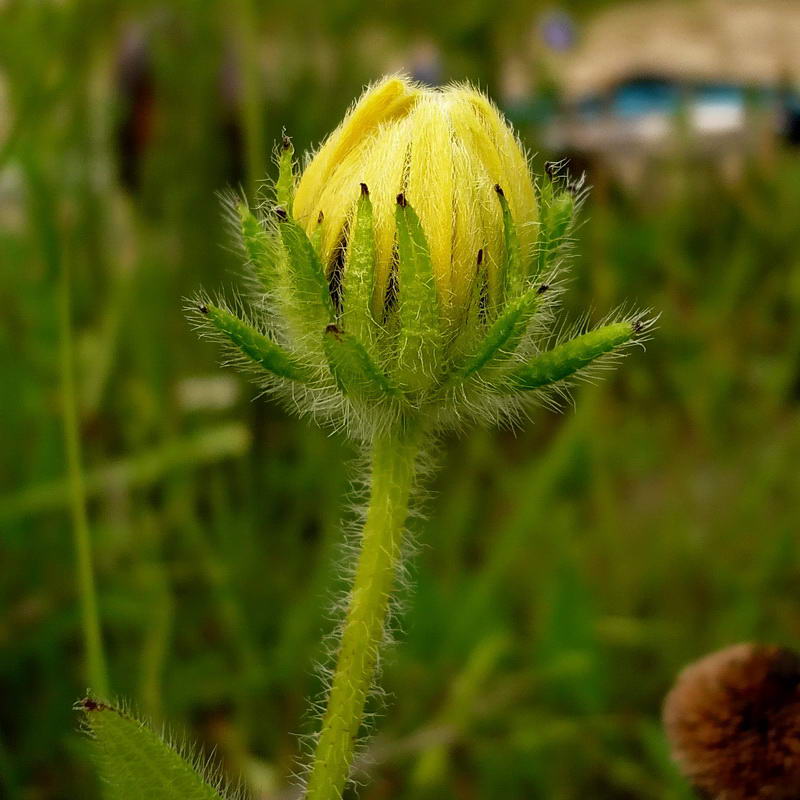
[456,284,545,381]
[278,215,335,335]
[340,187,378,348]
[536,172,580,277]
[276,136,296,210]
[237,203,280,292]
[199,302,312,382]
[506,321,635,391]
[394,198,441,391]
[324,326,398,400]
[494,185,525,307]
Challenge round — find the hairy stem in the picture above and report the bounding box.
[305,427,423,800]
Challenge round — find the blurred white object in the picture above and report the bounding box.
[177,375,240,412]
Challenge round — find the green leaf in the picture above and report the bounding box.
[340,184,377,346]
[200,302,311,382]
[394,195,441,389]
[323,325,397,399]
[507,321,635,391]
[78,698,227,800]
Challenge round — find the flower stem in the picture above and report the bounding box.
[305,426,423,800]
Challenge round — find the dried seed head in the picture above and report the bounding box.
[663,643,800,800]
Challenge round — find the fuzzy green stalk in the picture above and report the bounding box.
[305,426,424,800]
[58,247,110,699]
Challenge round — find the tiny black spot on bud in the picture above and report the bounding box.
[317,210,324,224]
[282,135,292,151]
[494,184,504,197]
[476,248,483,266]
[536,284,549,295]
[198,303,209,314]
[80,697,110,712]
[325,323,342,338]
[360,183,369,197]
[275,207,288,221]
[544,161,558,179]
[633,319,643,333]
[396,193,407,207]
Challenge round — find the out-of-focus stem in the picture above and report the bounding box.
[58,241,110,699]
[233,0,266,201]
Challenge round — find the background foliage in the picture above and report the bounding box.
[2,1,799,798]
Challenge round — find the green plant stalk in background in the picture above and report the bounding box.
[306,426,423,800]
[28,149,110,700]
[58,238,110,699]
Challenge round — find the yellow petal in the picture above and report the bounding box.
[405,95,454,308]
[447,86,538,260]
[293,76,420,228]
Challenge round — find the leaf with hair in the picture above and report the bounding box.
[78,698,232,800]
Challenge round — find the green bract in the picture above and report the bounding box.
[192,151,650,440]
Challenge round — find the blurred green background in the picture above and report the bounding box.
[2,0,800,798]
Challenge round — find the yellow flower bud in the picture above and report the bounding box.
[195,75,651,439]
[292,76,538,317]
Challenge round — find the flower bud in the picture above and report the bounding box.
[292,76,538,319]
[193,75,651,437]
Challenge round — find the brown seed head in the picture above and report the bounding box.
[663,643,800,800]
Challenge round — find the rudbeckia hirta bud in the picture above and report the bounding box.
[188,76,655,800]
[193,75,652,438]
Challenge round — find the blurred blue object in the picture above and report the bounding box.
[693,84,744,106]
[611,79,681,118]
[540,9,576,52]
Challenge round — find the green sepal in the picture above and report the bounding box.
[457,284,545,380]
[494,185,525,307]
[449,248,487,360]
[238,202,278,290]
[201,302,311,382]
[394,196,441,389]
[323,325,398,399]
[278,215,334,327]
[78,698,227,800]
[310,211,325,255]
[536,180,575,276]
[276,136,296,210]
[505,321,634,391]
[340,185,378,346]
